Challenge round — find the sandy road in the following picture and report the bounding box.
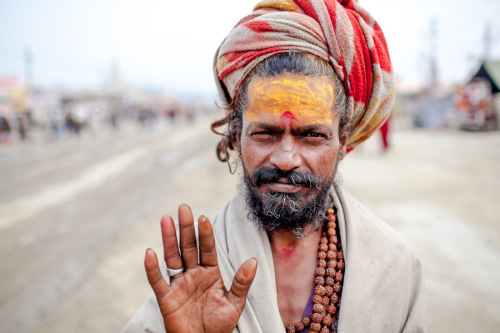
[0,117,499,332]
[0,118,239,332]
[341,129,500,333]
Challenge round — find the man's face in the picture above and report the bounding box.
[239,72,346,231]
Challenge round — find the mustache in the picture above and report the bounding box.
[251,167,321,189]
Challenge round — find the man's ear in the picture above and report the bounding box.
[338,142,347,161]
[337,123,349,161]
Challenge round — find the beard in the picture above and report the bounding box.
[241,164,340,233]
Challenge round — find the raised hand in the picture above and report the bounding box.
[144,204,258,333]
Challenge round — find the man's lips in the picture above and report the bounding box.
[263,178,302,194]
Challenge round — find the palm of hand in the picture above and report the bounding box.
[145,205,257,333]
[160,267,240,333]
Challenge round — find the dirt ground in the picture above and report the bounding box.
[0,116,499,332]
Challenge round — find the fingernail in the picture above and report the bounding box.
[252,257,258,266]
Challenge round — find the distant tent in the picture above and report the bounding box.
[469,59,500,94]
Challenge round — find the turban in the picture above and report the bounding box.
[214,0,395,151]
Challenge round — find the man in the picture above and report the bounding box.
[124,0,425,332]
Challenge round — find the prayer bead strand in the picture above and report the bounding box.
[285,207,345,333]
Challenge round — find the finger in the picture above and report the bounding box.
[161,215,182,271]
[227,258,258,308]
[145,248,170,299]
[178,204,199,269]
[198,215,218,267]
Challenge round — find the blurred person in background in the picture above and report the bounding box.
[125,0,425,332]
[16,109,30,141]
[379,116,391,152]
[0,109,11,144]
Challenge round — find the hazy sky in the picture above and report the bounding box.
[1,0,499,95]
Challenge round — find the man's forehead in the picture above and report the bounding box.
[245,73,335,123]
[248,73,334,95]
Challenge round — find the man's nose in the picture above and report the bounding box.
[269,135,301,172]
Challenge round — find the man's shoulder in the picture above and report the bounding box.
[336,189,426,332]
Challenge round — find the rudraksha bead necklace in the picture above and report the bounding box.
[285,207,345,333]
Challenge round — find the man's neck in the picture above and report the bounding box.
[268,224,323,260]
[269,224,324,325]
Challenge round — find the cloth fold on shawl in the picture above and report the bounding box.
[214,0,396,151]
[122,187,426,333]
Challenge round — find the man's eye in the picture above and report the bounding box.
[303,132,326,138]
[252,131,273,136]
[251,131,276,139]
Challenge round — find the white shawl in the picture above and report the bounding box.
[123,188,426,332]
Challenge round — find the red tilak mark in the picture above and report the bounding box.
[280,247,297,261]
[280,111,298,128]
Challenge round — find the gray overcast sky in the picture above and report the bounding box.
[1,0,499,94]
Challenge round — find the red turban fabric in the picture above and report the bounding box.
[214,0,395,151]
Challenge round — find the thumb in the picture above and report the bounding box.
[227,257,258,307]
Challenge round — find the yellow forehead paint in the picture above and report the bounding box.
[246,73,335,125]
